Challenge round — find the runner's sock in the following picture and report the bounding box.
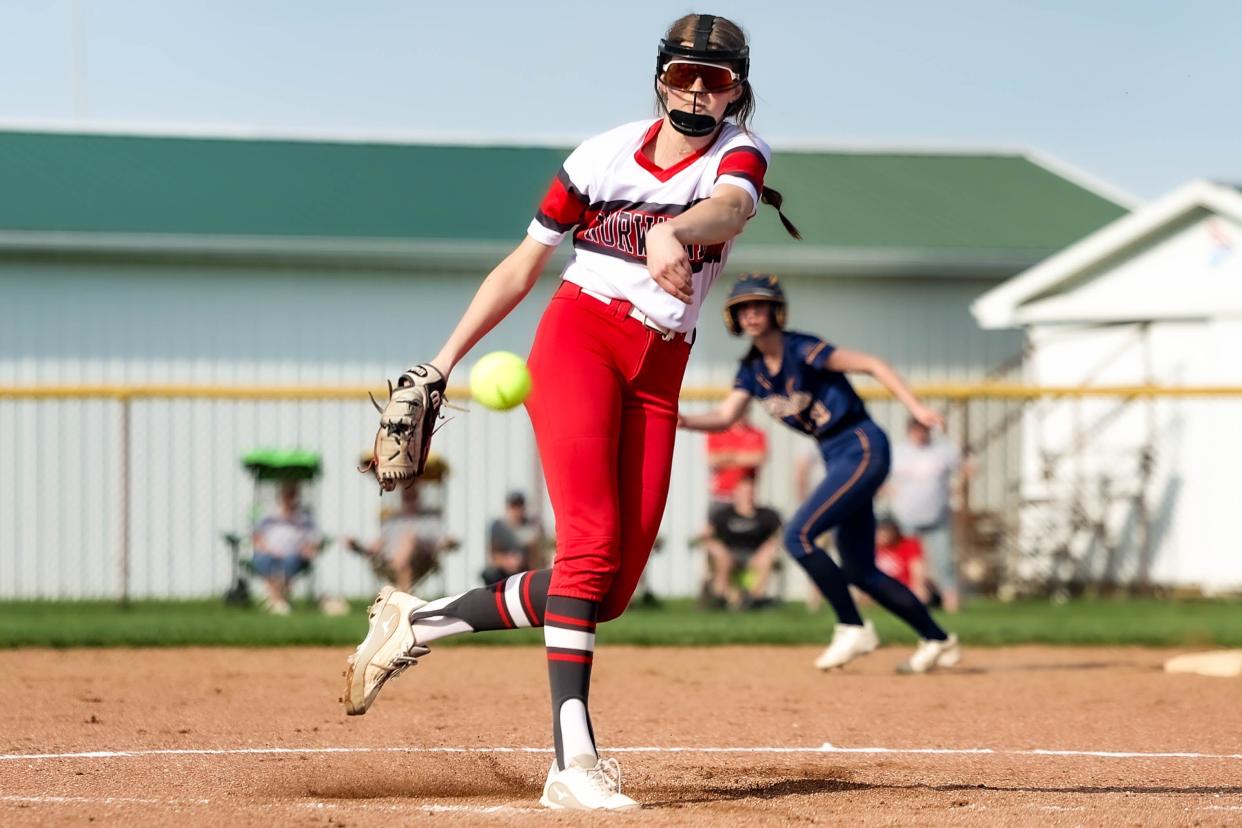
[856,571,947,640]
[790,551,864,626]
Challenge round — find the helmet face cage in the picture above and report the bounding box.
[655,14,750,119]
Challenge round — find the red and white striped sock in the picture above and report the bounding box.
[408,569,549,644]
[544,595,599,770]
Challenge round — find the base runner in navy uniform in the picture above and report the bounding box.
[680,274,961,673]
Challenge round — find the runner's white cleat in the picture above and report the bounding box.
[540,755,639,811]
[342,586,430,715]
[899,633,961,674]
[814,620,880,670]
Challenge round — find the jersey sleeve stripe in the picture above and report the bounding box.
[804,340,828,366]
[534,168,589,233]
[716,146,768,191]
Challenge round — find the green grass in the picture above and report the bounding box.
[1,597,1240,649]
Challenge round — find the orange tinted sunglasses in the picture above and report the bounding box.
[660,59,740,92]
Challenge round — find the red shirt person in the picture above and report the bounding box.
[875,517,927,598]
[706,415,767,503]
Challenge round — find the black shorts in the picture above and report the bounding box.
[726,546,760,568]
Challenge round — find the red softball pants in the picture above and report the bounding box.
[525,280,691,620]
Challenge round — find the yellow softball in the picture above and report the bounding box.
[469,351,532,411]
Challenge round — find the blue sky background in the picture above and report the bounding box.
[1,0,1237,199]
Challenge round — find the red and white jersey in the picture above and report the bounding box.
[527,118,769,333]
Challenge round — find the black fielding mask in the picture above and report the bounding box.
[656,14,749,138]
[669,108,719,138]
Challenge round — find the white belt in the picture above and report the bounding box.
[578,286,693,344]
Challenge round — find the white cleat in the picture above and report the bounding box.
[341,586,430,715]
[899,633,962,674]
[814,620,880,670]
[539,755,639,811]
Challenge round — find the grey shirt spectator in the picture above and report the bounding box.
[888,418,965,612]
[489,517,543,564]
[890,433,960,529]
[483,491,546,585]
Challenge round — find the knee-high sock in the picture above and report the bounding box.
[789,550,864,626]
[407,569,550,645]
[544,595,598,771]
[852,570,947,640]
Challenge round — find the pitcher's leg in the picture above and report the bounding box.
[526,308,625,603]
[598,396,680,621]
[524,298,632,773]
[408,569,553,643]
[596,328,690,622]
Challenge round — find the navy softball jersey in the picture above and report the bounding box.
[732,331,868,440]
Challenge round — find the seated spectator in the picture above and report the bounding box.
[251,480,321,615]
[482,491,547,586]
[701,473,782,610]
[706,412,768,507]
[345,481,458,593]
[875,517,929,603]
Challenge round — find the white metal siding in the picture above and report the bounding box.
[1020,318,1242,591]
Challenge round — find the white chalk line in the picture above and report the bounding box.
[1,795,210,806]
[0,796,536,815]
[301,801,539,815]
[2,743,1241,762]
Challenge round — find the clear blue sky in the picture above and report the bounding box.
[1,0,1237,199]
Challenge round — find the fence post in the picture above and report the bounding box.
[119,394,131,607]
[955,398,972,594]
[958,398,972,517]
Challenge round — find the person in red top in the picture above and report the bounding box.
[706,411,767,503]
[874,517,928,601]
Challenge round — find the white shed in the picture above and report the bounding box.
[973,180,1242,593]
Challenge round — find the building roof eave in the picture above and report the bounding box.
[973,180,1242,330]
[0,230,1049,280]
[0,231,519,273]
[730,244,1050,278]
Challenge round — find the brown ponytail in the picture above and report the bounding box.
[761,186,801,240]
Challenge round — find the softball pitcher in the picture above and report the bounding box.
[344,14,799,811]
[679,274,961,673]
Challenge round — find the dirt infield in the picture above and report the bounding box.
[2,644,1241,826]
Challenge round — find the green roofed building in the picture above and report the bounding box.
[0,127,1129,276]
[0,126,1132,600]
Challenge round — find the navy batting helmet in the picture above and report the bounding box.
[722,273,786,336]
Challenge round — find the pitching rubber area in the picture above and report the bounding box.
[3,645,1241,825]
